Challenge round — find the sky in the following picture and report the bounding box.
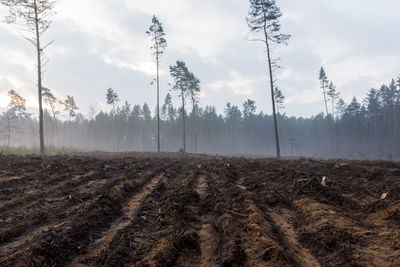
[0,0,399,118]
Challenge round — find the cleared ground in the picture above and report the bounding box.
[0,153,399,266]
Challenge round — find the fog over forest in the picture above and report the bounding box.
[3,75,400,159]
[0,0,399,159]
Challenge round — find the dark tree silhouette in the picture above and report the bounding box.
[42,87,60,146]
[327,81,339,117]
[247,0,290,159]
[0,0,57,154]
[243,99,256,118]
[187,71,201,153]
[274,87,285,114]
[170,60,190,153]
[319,66,330,117]
[62,95,78,122]
[319,67,335,154]
[106,88,120,152]
[5,90,28,147]
[147,15,167,153]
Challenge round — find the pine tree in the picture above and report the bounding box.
[42,87,60,146]
[62,95,79,122]
[187,72,201,153]
[247,0,290,159]
[4,90,28,148]
[147,15,167,153]
[106,88,120,152]
[327,82,340,118]
[170,60,190,153]
[319,67,330,117]
[1,0,57,154]
[274,87,285,114]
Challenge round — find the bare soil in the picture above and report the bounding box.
[0,153,399,266]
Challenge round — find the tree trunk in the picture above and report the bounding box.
[34,0,45,155]
[51,109,60,147]
[7,113,11,148]
[263,21,281,159]
[181,92,186,153]
[156,53,161,152]
[193,105,197,153]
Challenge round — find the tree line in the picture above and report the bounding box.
[1,0,398,159]
[1,73,400,159]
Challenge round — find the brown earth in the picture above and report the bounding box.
[0,153,399,266]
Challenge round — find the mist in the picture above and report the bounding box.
[3,84,399,160]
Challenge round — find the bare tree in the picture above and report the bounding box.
[1,0,57,154]
[247,0,290,159]
[147,15,167,153]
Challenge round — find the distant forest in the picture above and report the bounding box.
[1,0,399,159]
[2,75,399,159]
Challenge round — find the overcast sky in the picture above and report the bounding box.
[0,0,399,117]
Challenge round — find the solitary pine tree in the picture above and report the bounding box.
[247,0,290,159]
[170,60,190,153]
[106,88,120,152]
[319,67,330,117]
[319,67,334,154]
[1,0,57,154]
[147,15,167,153]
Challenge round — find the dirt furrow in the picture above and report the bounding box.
[0,165,167,267]
[84,162,202,266]
[0,174,123,252]
[195,174,219,267]
[0,170,97,216]
[237,177,320,267]
[70,171,166,265]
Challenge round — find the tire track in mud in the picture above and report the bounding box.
[0,158,156,247]
[0,173,123,252]
[0,170,118,247]
[236,177,320,267]
[69,171,166,266]
[0,156,97,200]
[82,161,203,266]
[0,170,103,250]
[202,161,316,267]
[0,162,168,267]
[195,174,219,267]
[0,170,97,216]
[292,197,400,266]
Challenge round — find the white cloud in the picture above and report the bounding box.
[207,71,264,98]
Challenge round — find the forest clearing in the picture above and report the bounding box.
[0,153,399,266]
[1,0,400,266]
